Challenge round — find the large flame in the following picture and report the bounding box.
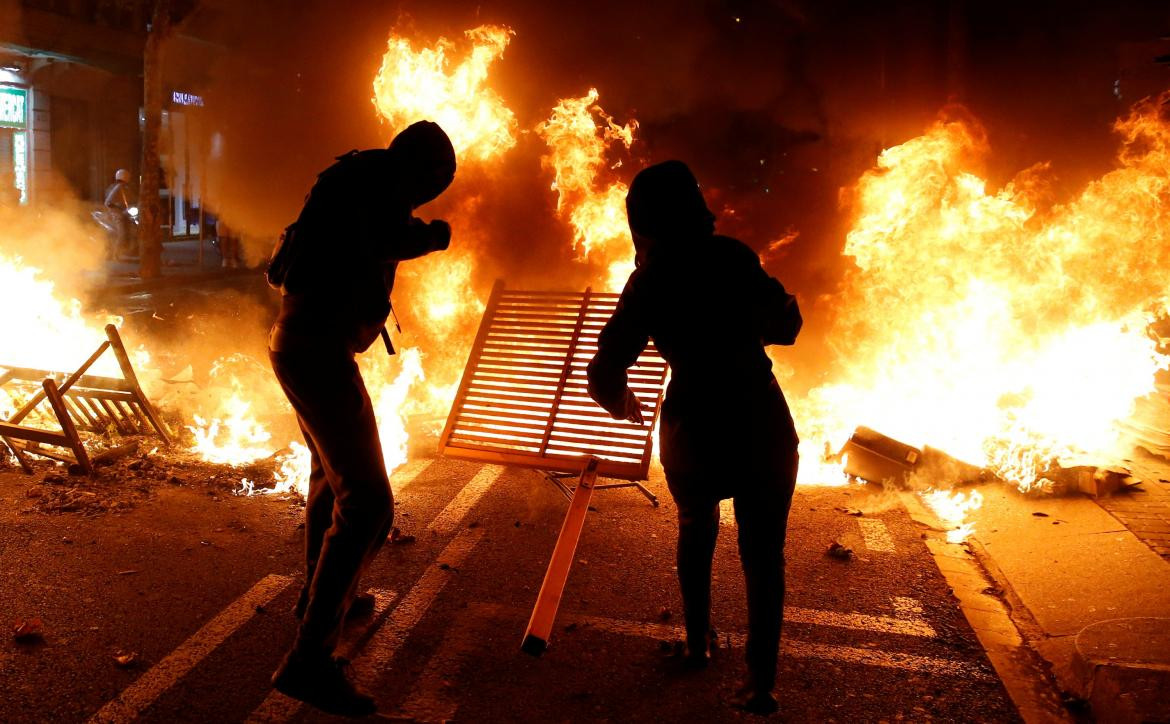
[537,88,638,290]
[797,97,1170,534]
[373,25,518,162]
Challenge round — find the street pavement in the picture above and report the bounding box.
[1,451,1039,723]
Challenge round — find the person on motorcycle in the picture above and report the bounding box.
[104,168,135,259]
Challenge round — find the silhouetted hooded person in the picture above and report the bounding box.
[267,121,455,717]
[588,160,801,715]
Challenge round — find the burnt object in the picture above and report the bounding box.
[840,426,921,485]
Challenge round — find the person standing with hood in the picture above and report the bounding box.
[267,120,456,717]
[587,160,801,715]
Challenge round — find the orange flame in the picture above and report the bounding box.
[537,88,638,290]
[797,97,1170,502]
[373,25,517,162]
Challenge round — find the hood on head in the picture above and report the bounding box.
[388,120,457,207]
[625,160,715,264]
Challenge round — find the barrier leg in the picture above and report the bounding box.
[521,456,600,656]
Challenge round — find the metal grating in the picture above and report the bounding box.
[439,281,667,480]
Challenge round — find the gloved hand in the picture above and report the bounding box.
[429,219,452,250]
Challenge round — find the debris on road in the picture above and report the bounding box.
[113,651,138,668]
[12,618,44,643]
[389,527,416,544]
[826,541,854,560]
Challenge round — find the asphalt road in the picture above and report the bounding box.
[1,448,1025,723]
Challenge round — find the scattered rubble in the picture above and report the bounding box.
[12,618,44,643]
[388,527,416,544]
[826,541,854,561]
[113,651,138,668]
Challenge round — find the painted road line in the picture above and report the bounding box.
[427,464,505,536]
[89,574,294,724]
[245,588,399,724]
[354,526,486,693]
[399,604,491,722]
[246,462,504,721]
[786,597,935,637]
[391,459,435,493]
[478,603,993,682]
[858,517,896,552]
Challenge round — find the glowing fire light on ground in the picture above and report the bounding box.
[796,95,1170,537]
[538,88,639,291]
[373,25,518,162]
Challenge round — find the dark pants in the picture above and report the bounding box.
[270,347,394,657]
[665,450,798,692]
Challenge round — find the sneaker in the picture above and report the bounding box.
[271,650,376,717]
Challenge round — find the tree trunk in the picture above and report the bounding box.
[139,0,172,279]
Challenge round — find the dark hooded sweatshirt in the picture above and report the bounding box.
[587,161,801,481]
[272,121,455,354]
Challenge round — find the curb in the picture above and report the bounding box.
[899,491,1073,723]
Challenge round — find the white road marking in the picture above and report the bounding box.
[786,597,935,637]
[427,464,505,536]
[488,603,991,682]
[245,588,398,723]
[89,574,294,724]
[391,459,435,493]
[399,605,488,723]
[858,517,897,553]
[355,526,485,692]
[245,463,503,721]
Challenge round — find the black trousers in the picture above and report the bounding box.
[270,346,394,656]
[665,450,798,691]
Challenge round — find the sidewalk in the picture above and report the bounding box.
[966,481,1170,723]
[82,237,258,297]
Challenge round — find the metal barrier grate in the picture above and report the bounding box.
[439,280,667,481]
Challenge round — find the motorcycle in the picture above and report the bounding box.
[92,204,139,260]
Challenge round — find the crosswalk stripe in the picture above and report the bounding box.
[427,464,505,536]
[473,603,993,682]
[859,518,897,552]
[391,458,434,492]
[245,588,398,723]
[89,574,294,723]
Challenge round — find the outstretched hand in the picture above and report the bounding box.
[622,388,646,424]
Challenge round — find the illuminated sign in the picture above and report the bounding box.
[0,85,27,129]
[171,91,204,107]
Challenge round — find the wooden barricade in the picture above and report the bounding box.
[0,324,170,474]
[439,280,669,655]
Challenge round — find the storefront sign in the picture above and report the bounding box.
[171,90,204,107]
[0,85,27,129]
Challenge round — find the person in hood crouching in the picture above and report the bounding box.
[267,120,456,717]
[587,160,802,715]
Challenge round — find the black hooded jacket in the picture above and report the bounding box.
[587,161,801,476]
[273,121,456,354]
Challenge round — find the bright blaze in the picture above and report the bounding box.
[373,25,517,162]
[538,88,639,291]
[797,96,1170,535]
[922,489,985,544]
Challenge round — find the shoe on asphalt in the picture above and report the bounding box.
[725,683,779,716]
[292,590,376,620]
[271,650,376,718]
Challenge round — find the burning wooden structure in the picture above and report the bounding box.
[0,324,170,475]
